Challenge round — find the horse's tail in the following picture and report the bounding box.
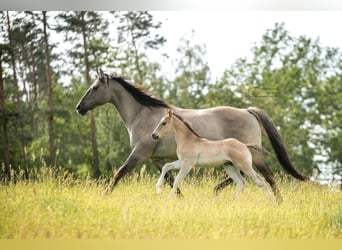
[247,107,307,181]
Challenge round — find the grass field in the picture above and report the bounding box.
[1,168,341,239]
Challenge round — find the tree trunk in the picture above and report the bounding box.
[129,24,143,83]
[6,11,19,104]
[89,112,100,178]
[80,11,100,178]
[42,11,56,166]
[0,49,11,182]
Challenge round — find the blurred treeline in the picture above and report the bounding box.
[0,11,341,183]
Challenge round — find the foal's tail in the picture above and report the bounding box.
[247,107,307,181]
[246,144,270,155]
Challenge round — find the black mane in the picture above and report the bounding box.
[109,74,169,109]
[173,113,201,138]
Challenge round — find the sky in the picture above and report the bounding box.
[147,11,342,80]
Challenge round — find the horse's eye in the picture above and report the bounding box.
[92,86,99,91]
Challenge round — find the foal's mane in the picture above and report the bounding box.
[108,73,169,109]
[172,113,201,138]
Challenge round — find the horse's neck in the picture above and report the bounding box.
[172,116,197,146]
[108,83,142,128]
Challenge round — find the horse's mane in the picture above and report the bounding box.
[172,113,201,138]
[108,73,169,109]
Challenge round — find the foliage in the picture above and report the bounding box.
[216,23,342,178]
[167,31,211,108]
[0,12,341,184]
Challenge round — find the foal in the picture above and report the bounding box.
[151,109,271,199]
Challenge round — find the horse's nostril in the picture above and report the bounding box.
[152,133,159,140]
[76,104,87,115]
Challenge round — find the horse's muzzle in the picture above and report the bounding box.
[151,133,159,140]
[76,104,87,116]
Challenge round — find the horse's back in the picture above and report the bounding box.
[173,106,261,144]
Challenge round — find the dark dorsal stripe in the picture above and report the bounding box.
[109,74,169,109]
[173,113,201,138]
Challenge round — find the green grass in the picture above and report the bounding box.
[1,169,341,239]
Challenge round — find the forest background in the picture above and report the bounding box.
[0,11,341,187]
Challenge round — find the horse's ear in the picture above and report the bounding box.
[96,68,105,79]
[99,68,105,78]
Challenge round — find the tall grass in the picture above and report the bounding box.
[0,167,341,239]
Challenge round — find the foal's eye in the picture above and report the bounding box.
[162,122,166,126]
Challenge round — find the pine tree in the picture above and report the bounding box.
[56,11,110,178]
[42,11,56,166]
[116,11,166,83]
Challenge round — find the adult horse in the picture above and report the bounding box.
[76,69,307,202]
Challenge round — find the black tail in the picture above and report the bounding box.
[247,107,307,181]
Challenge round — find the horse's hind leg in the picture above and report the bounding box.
[224,164,245,199]
[252,152,283,203]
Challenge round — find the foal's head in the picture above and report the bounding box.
[76,68,111,116]
[151,109,173,140]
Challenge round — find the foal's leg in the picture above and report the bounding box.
[252,151,283,203]
[241,166,272,198]
[168,164,193,198]
[214,162,235,195]
[153,159,182,196]
[156,160,181,194]
[224,164,246,199]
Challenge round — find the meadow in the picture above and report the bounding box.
[1,168,341,239]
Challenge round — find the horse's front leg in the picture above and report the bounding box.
[111,148,144,190]
[214,175,234,194]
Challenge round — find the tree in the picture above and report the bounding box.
[168,32,211,109]
[116,11,166,83]
[56,11,110,178]
[5,11,19,105]
[315,64,342,185]
[214,23,342,178]
[0,45,11,182]
[42,11,56,166]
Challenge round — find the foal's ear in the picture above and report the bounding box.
[167,109,173,118]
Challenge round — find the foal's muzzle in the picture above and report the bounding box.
[152,133,159,140]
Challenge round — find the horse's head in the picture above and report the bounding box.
[152,109,173,140]
[76,68,111,116]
